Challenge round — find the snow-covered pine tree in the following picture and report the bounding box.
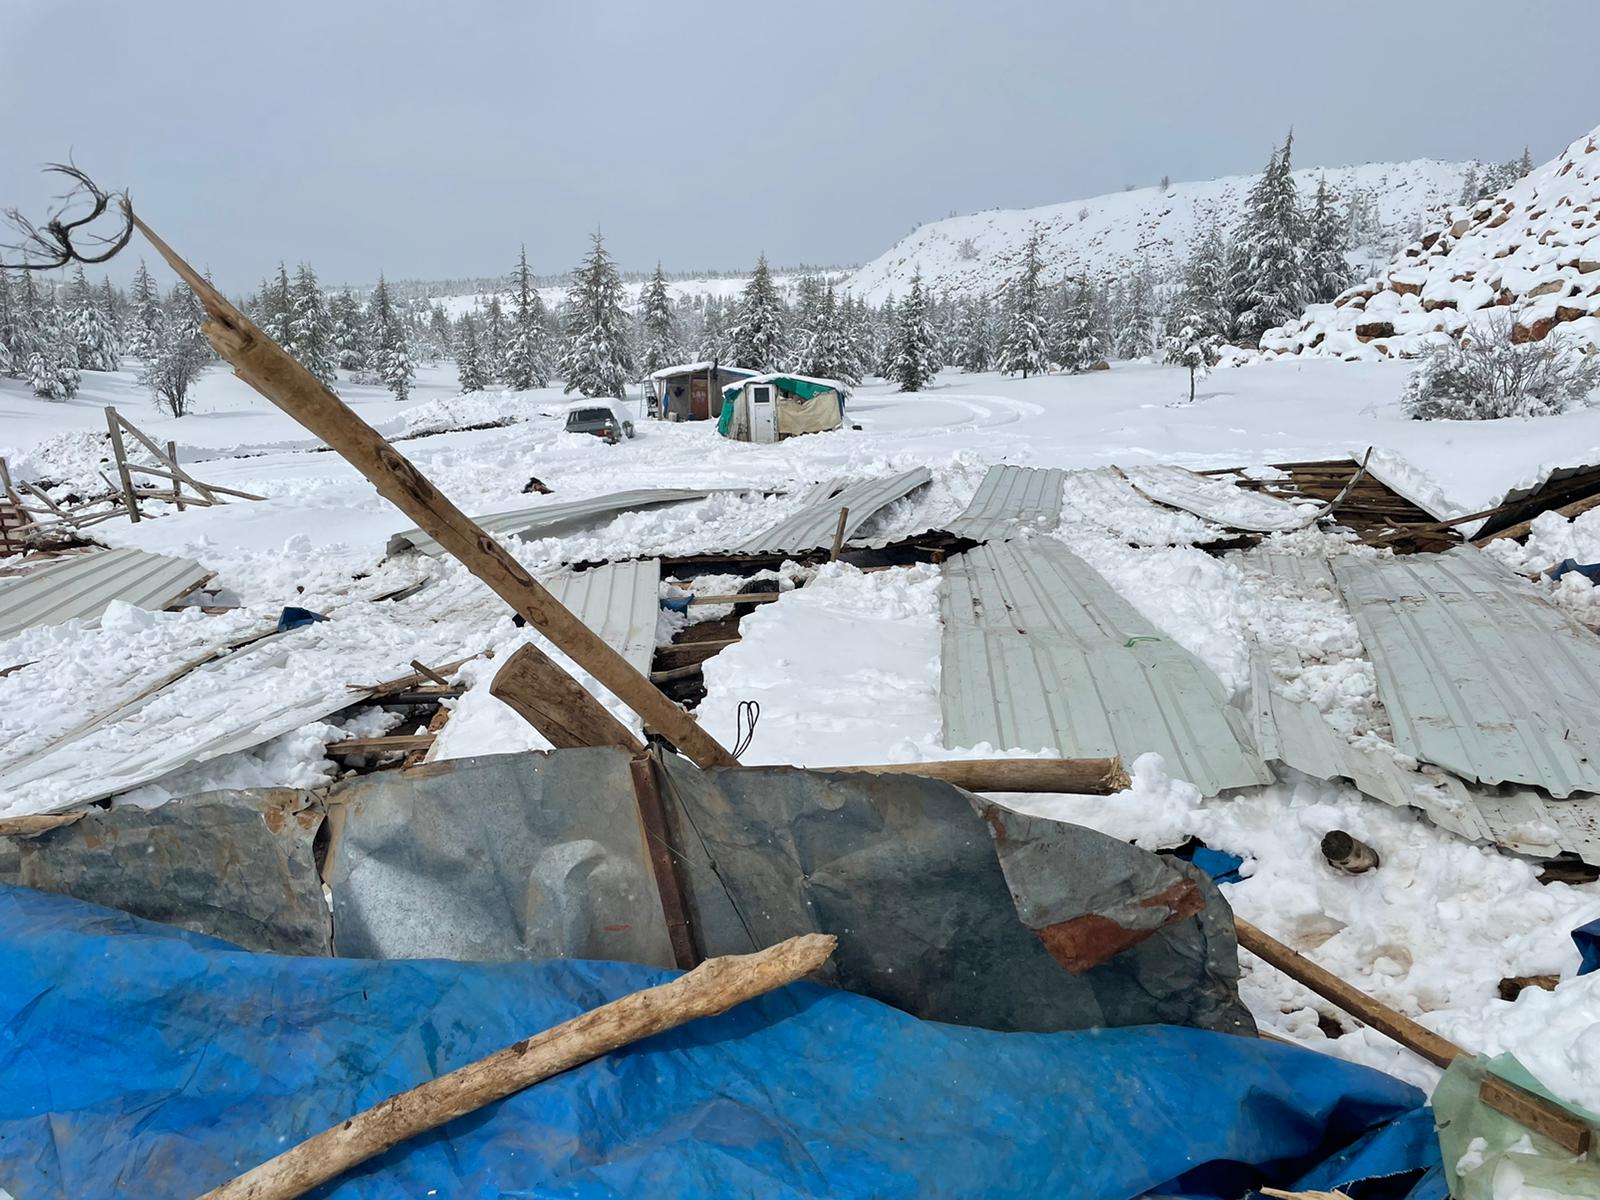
[138,283,211,416]
[65,267,119,371]
[559,231,633,397]
[789,274,824,365]
[1305,177,1352,304]
[697,297,729,362]
[1233,133,1308,344]
[0,270,25,378]
[330,289,369,371]
[637,262,683,379]
[1458,165,1480,208]
[875,296,899,379]
[727,255,787,370]
[1057,282,1104,372]
[1163,294,1221,404]
[954,299,992,372]
[840,294,874,385]
[368,275,415,401]
[27,292,81,400]
[126,260,163,361]
[504,246,553,390]
[455,313,488,392]
[261,263,293,347]
[423,306,451,364]
[289,263,338,390]
[794,283,838,380]
[1177,221,1233,343]
[891,273,939,392]
[997,232,1049,378]
[1112,270,1153,361]
[481,294,507,383]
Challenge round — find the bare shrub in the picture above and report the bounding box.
[1403,311,1599,420]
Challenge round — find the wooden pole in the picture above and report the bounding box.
[828,757,1130,795]
[629,752,698,969]
[488,643,645,752]
[112,408,234,503]
[126,207,735,769]
[195,933,836,1200]
[830,506,850,561]
[104,406,140,523]
[167,441,185,511]
[1235,917,1591,1154]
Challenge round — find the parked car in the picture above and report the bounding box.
[564,401,635,444]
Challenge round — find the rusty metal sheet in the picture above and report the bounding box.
[736,467,932,554]
[1122,464,1316,533]
[1333,546,1600,796]
[388,489,714,557]
[939,540,1272,795]
[0,546,212,643]
[944,465,1065,542]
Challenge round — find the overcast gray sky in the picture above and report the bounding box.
[0,0,1585,289]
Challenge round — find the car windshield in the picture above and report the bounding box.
[567,409,614,426]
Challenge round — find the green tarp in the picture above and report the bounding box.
[719,376,840,436]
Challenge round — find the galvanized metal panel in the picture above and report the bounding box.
[541,559,662,676]
[388,488,714,556]
[1060,468,1224,545]
[1122,465,1315,533]
[944,465,1065,542]
[939,540,1272,795]
[1333,546,1600,796]
[0,547,212,642]
[737,467,932,554]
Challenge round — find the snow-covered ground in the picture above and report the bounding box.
[5,355,1600,1118]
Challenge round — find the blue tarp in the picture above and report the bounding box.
[1576,916,1600,976]
[0,886,1439,1199]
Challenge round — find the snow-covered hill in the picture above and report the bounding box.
[1263,127,1600,360]
[844,160,1480,303]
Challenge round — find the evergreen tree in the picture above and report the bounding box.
[1234,133,1307,344]
[839,294,873,386]
[126,260,163,360]
[504,246,553,389]
[637,262,683,378]
[1056,282,1105,371]
[481,294,507,383]
[1112,269,1154,360]
[139,284,211,416]
[890,273,939,392]
[997,232,1049,378]
[559,232,633,397]
[288,263,338,389]
[1172,221,1233,344]
[368,275,415,401]
[260,263,293,346]
[794,283,840,381]
[697,297,729,361]
[330,289,370,370]
[455,313,488,393]
[1163,296,1221,404]
[875,296,899,379]
[63,268,117,371]
[727,255,787,370]
[954,299,992,372]
[0,271,24,378]
[1458,165,1480,208]
[1305,177,1352,303]
[27,292,80,400]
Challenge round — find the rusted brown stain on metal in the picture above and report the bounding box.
[1033,877,1205,973]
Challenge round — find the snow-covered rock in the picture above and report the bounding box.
[845,159,1478,303]
[1263,126,1600,361]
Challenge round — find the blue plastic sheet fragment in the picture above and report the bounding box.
[1575,916,1600,975]
[0,886,1438,1200]
[276,605,328,632]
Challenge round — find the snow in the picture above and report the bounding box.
[846,158,1479,303]
[6,351,1600,1120]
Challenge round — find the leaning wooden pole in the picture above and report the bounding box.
[196,933,836,1200]
[125,205,736,769]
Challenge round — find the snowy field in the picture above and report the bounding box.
[5,356,1600,1115]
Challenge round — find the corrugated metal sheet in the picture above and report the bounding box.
[737,467,932,554]
[0,560,664,816]
[944,465,1065,542]
[541,559,662,675]
[1122,465,1315,533]
[1333,546,1600,796]
[939,540,1272,795]
[388,489,714,556]
[1059,469,1225,545]
[1469,460,1600,540]
[0,547,213,643]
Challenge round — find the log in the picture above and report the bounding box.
[127,207,735,770]
[1319,830,1380,875]
[1235,917,1591,1154]
[829,757,1130,795]
[195,933,837,1200]
[0,811,86,837]
[830,506,850,561]
[489,643,645,752]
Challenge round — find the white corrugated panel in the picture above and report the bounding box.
[1122,465,1316,533]
[389,489,714,556]
[944,465,1065,542]
[0,547,213,643]
[737,467,932,554]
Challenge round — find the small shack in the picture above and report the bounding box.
[647,362,758,422]
[718,373,847,444]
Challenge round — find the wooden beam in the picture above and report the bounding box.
[166,441,185,511]
[1236,917,1591,1154]
[828,757,1130,795]
[489,643,645,752]
[127,206,735,770]
[830,505,850,561]
[326,734,436,755]
[103,406,141,523]
[408,658,453,688]
[195,934,837,1200]
[1474,491,1600,546]
[688,592,780,606]
[629,752,698,969]
[0,811,86,837]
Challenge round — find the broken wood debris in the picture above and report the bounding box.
[829,757,1130,795]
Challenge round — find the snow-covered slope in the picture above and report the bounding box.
[1263,127,1600,360]
[845,160,1478,303]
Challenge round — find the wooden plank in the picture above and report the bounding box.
[129,208,736,770]
[629,753,698,969]
[488,643,645,752]
[1480,1076,1593,1156]
[830,757,1130,795]
[0,811,86,837]
[688,592,780,606]
[103,406,141,523]
[325,734,437,755]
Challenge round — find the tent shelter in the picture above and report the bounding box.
[647,362,758,422]
[718,373,847,443]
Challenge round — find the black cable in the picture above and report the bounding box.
[731,699,760,759]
